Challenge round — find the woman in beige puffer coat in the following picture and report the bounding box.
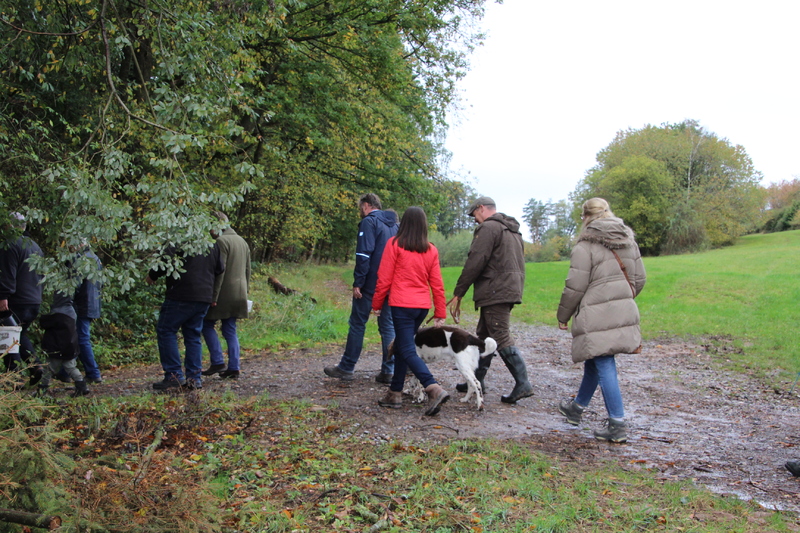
[556,198,646,443]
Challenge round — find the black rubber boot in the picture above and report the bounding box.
[498,346,533,404]
[72,380,90,397]
[786,461,800,477]
[456,354,493,393]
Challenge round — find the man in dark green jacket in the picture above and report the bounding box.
[449,197,533,404]
[202,212,251,380]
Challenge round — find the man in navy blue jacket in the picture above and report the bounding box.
[71,244,104,383]
[325,193,398,383]
[146,243,224,390]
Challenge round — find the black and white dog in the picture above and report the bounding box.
[406,326,497,411]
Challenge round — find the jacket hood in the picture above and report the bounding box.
[372,209,398,228]
[50,291,77,320]
[578,217,635,249]
[485,213,522,234]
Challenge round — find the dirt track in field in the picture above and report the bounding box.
[81,319,800,517]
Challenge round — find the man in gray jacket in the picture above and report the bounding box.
[449,197,533,404]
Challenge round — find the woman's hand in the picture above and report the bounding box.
[558,321,569,330]
[433,317,446,328]
[372,308,381,317]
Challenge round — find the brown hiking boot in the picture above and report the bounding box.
[378,390,403,409]
[423,383,450,416]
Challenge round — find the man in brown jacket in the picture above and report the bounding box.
[448,197,533,404]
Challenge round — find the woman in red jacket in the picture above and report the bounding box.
[372,206,449,416]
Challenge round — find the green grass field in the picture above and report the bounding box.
[442,230,800,379]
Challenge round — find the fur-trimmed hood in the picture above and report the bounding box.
[577,217,636,250]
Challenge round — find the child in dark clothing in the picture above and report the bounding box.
[37,292,88,397]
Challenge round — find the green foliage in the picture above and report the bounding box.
[660,198,708,255]
[93,279,162,366]
[591,155,673,254]
[522,199,576,260]
[429,180,477,237]
[763,199,800,233]
[523,198,550,244]
[0,378,77,527]
[533,235,571,262]
[574,120,764,255]
[0,0,488,294]
[430,229,474,267]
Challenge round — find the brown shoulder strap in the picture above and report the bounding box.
[610,249,636,298]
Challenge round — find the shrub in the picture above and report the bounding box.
[761,200,800,233]
[430,230,473,267]
[661,200,708,255]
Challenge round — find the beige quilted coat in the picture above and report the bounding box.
[557,217,646,363]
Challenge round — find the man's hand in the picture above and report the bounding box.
[0,299,7,312]
[558,321,569,330]
[447,296,462,324]
[353,287,362,299]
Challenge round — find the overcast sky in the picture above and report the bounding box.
[444,0,800,236]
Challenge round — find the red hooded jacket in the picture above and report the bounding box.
[372,237,446,318]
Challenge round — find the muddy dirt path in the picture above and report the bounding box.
[84,321,800,515]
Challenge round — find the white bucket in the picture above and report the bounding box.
[0,326,22,355]
[247,300,253,313]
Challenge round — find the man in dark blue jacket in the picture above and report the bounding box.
[146,243,224,390]
[71,244,104,383]
[0,212,44,382]
[325,193,398,383]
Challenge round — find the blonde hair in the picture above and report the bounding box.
[581,198,614,227]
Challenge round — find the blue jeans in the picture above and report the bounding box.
[156,299,210,382]
[203,317,240,371]
[574,355,624,419]
[389,307,436,392]
[338,294,395,374]
[77,317,101,380]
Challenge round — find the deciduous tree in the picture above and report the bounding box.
[0,0,488,292]
[574,120,763,254]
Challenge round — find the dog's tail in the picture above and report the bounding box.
[481,337,498,357]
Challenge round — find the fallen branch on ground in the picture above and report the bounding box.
[268,277,317,303]
[0,508,61,530]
